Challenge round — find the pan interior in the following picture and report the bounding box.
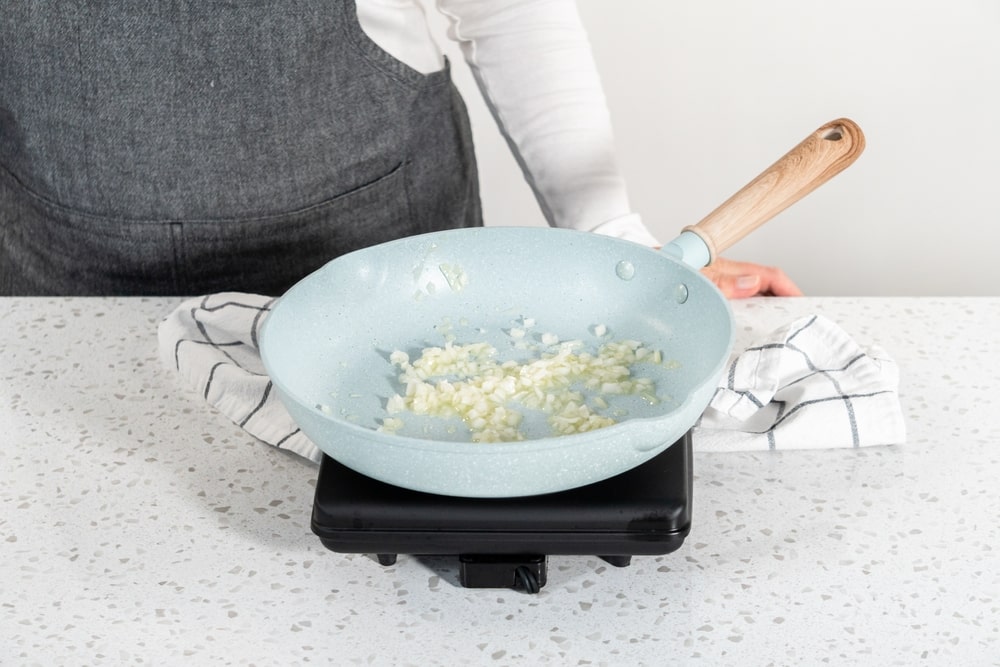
[261,227,732,444]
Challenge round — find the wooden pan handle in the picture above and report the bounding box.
[683,118,865,264]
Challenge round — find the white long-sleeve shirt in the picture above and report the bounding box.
[356,0,660,246]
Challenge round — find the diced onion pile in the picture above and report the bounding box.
[380,338,667,442]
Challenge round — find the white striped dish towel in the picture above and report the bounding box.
[157,293,905,463]
[157,293,321,463]
[694,313,906,451]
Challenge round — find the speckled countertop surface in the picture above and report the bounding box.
[2,297,998,666]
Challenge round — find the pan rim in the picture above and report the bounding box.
[260,226,735,454]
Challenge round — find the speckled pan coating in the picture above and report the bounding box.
[259,227,733,497]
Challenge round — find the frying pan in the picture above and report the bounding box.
[260,119,865,497]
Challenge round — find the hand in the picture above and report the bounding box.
[701,257,803,298]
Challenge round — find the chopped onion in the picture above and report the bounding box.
[438,263,468,292]
[384,333,669,442]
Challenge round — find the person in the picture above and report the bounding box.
[0,0,800,298]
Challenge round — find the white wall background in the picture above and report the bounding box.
[425,0,1000,296]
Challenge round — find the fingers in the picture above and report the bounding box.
[700,257,803,299]
[759,265,804,297]
[709,270,763,299]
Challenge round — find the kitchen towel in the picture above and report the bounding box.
[158,293,320,463]
[693,313,906,451]
[157,292,905,464]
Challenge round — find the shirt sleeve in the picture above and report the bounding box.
[433,0,661,247]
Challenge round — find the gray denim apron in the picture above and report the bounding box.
[0,1,481,295]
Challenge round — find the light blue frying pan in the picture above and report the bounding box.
[260,119,864,497]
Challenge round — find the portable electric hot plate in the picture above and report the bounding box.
[311,432,692,593]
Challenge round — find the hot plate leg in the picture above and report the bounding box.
[376,554,397,566]
[600,555,632,567]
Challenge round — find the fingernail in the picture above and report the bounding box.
[736,275,760,290]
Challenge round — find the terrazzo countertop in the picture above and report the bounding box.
[2,297,999,665]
